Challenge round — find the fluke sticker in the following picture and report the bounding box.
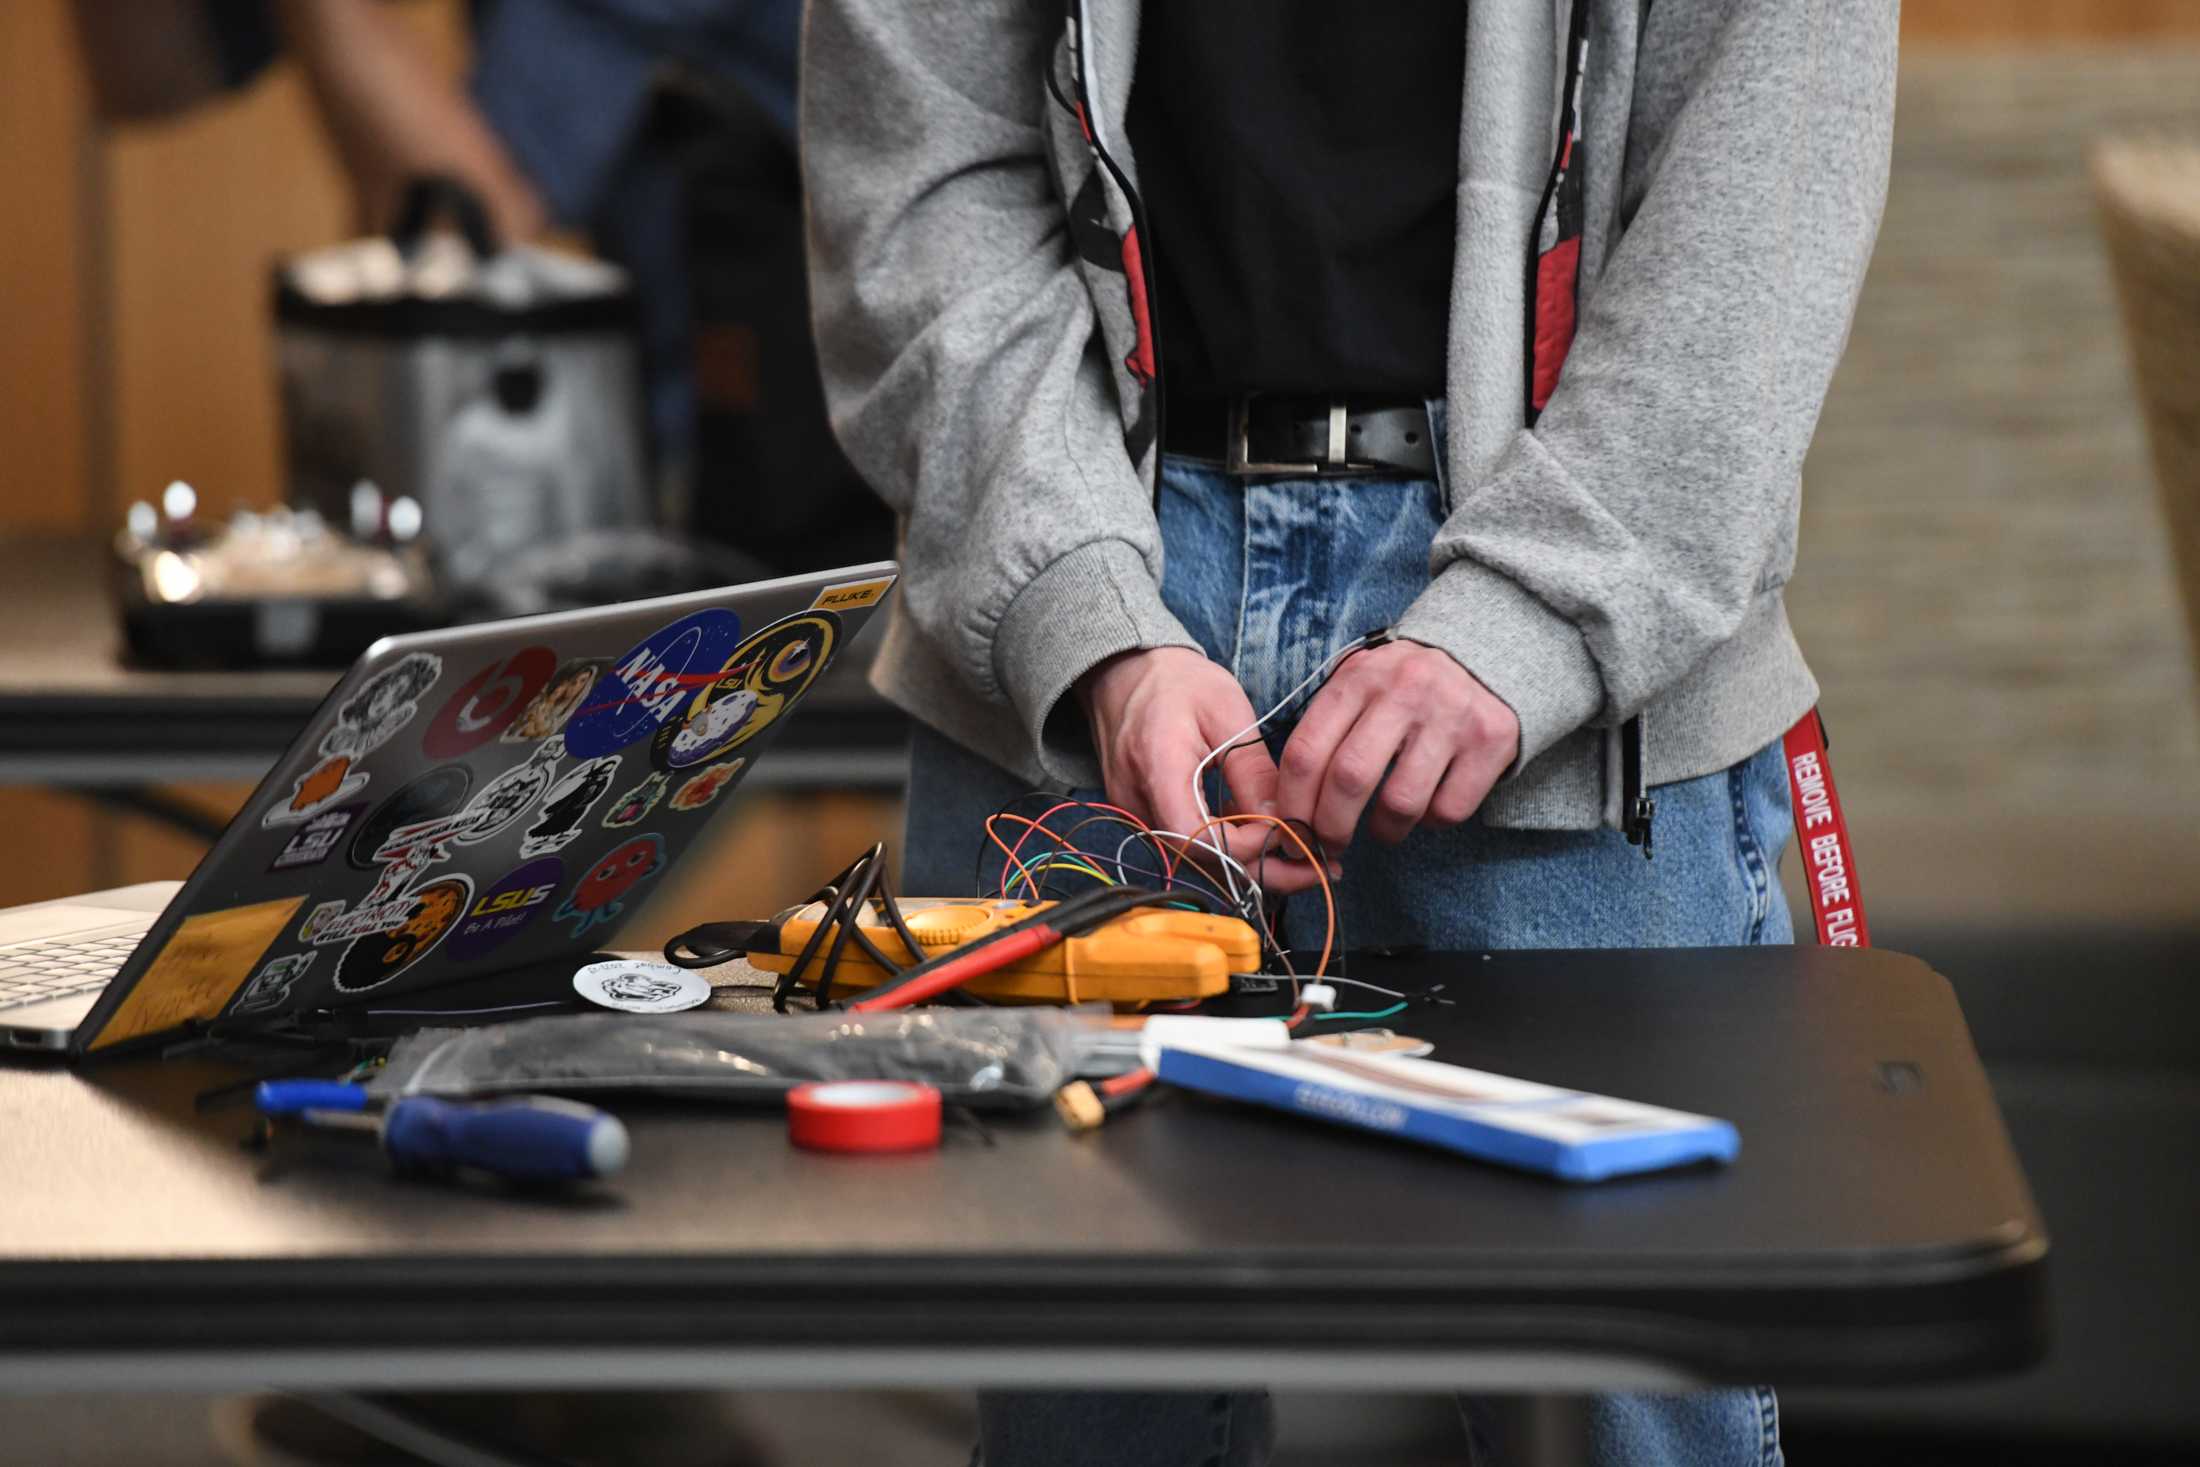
[809,575,896,612]
[560,610,742,760]
[422,645,556,758]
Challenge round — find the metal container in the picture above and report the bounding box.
[273,179,651,594]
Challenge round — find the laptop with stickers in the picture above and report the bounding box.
[0,563,898,1058]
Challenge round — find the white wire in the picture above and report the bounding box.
[1314,975,1409,999]
[1188,634,1375,908]
[1123,829,1267,923]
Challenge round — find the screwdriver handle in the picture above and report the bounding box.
[255,1079,371,1116]
[381,1095,630,1183]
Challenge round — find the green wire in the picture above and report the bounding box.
[1316,1001,1408,1023]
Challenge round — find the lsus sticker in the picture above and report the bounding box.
[444,856,564,962]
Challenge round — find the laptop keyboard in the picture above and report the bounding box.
[0,932,145,1009]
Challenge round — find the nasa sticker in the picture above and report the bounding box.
[573,959,711,1015]
[560,610,743,760]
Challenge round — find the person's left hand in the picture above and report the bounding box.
[1271,640,1520,867]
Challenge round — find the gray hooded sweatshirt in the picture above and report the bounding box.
[803,0,1898,830]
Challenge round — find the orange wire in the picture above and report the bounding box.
[987,801,1175,899]
[1186,813,1335,981]
[984,810,1084,898]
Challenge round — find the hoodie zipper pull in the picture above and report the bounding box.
[1621,714,1655,861]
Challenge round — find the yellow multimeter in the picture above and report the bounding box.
[748,898,1261,1006]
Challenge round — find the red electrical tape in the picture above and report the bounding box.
[786,1081,943,1154]
[1783,710,1869,948]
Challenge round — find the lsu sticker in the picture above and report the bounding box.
[560,610,742,760]
[88,897,305,1050]
[269,803,364,871]
[668,758,744,812]
[601,770,668,829]
[809,574,896,612]
[332,874,474,993]
[261,756,369,829]
[421,645,556,758]
[260,650,441,829]
[348,765,474,871]
[650,611,839,773]
[553,834,666,940]
[503,658,604,743]
[444,856,564,962]
[518,754,622,857]
[229,951,317,1017]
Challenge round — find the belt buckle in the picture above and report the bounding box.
[1226,393,1324,477]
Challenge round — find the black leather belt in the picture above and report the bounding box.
[1165,392,1439,478]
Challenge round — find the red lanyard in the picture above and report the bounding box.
[1783,711,1869,948]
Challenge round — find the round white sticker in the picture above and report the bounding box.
[573,960,712,1014]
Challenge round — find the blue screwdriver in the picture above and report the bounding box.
[255,1080,630,1184]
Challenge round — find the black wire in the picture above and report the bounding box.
[973,789,1085,897]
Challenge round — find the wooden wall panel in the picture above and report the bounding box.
[105,0,468,522]
[0,0,92,532]
[1906,1,2200,43]
[105,74,353,520]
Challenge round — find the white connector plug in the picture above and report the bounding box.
[1299,982,1338,1012]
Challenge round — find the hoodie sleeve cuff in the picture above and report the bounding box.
[993,539,1200,787]
[1391,558,1605,774]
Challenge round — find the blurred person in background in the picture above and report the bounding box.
[71,0,893,576]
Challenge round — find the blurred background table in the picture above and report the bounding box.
[0,534,911,836]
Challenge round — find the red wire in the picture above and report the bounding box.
[845,925,1061,1012]
[991,800,1174,897]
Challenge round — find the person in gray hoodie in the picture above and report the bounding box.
[805,1,1896,1464]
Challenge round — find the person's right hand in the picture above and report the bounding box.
[1075,647,1322,890]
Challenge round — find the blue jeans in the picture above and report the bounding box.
[903,455,1794,1467]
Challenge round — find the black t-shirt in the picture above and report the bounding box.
[1123,2,1467,402]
